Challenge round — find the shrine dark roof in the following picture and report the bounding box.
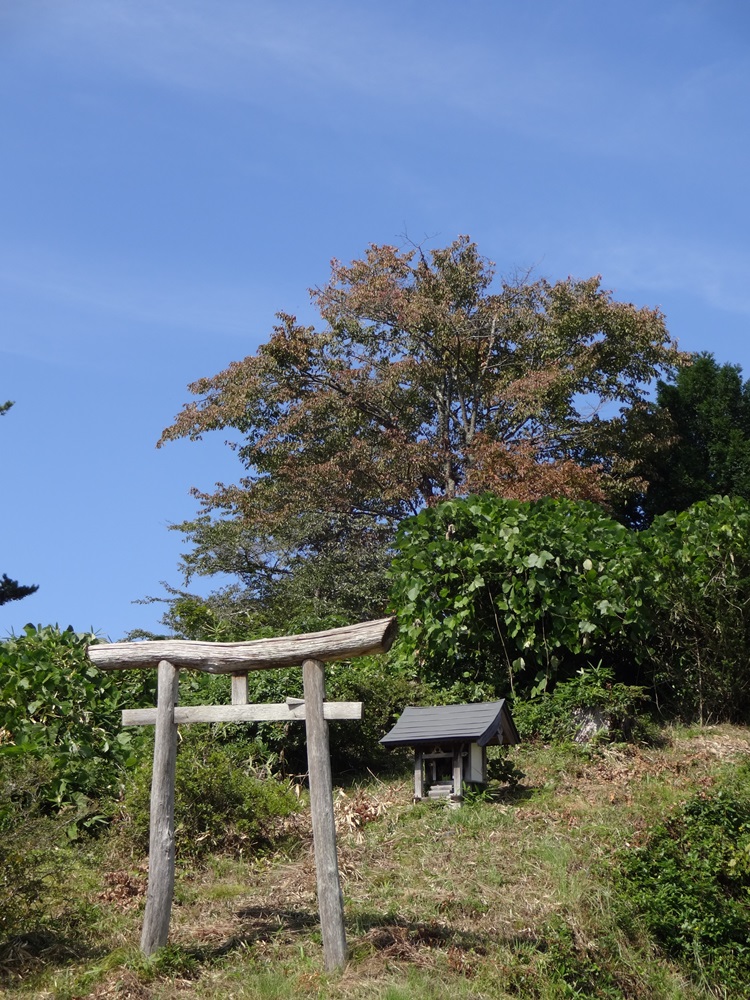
[380,700,519,748]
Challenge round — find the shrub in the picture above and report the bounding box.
[0,625,155,810]
[512,664,651,744]
[390,495,644,699]
[318,655,425,776]
[617,766,750,993]
[170,653,419,779]
[390,493,750,726]
[638,496,750,722]
[120,728,300,859]
[0,745,67,946]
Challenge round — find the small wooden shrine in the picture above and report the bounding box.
[380,700,519,804]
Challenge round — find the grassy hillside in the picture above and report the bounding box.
[4,726,750,999]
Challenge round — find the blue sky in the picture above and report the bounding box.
[2,0,750,640]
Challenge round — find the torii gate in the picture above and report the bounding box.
[87,616,397,971]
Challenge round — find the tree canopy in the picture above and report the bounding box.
[642,353,750,522]
[159,236,685,625]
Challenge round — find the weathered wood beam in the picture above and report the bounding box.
[88,617,397,673]
[413,750,424,801]
[140,660,179,956]
[303,658,348,971]
[231,674,248,705]
[122,702,363,727]
[451,745,464,807]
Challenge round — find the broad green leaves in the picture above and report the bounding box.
[390,495,643,698]
[641,496,750,721]
[0,625,155,810]
[390,493,750,720]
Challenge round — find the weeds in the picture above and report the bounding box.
[1,726,748,998]
[616,762,750,994]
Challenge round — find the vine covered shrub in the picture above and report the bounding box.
[638,496,750,722]
[390,493,750,724]
[0,625,155,810]
[390,496,644,699]
[617,767,750,993]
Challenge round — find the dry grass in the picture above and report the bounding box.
[4,725,749,999]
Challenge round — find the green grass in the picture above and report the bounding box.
[2,726,749,998]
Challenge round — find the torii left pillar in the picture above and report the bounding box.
[88,616,397,971]
[141,659,179,955]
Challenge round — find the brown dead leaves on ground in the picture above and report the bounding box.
[577,729,750,800]
[97,867,148,911]
[333,787,399,843]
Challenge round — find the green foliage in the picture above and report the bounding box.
[120,728,300,859]
[528,918,626,999]
[512,665,650,744]
[164,511,393,632]
[485,746,525,786]
[140,599,420,778]
[0,746,67,944]
[323,656,425,775]
[617,767,750,993]
[392,492,750,726]
[133,944,200,982]
[179,654,418,778]
[639,496,750,722]
[158,237,682,641]
[0,625,155,810]
[643,353,750,523]
[150,586,355,645]
[390,495,644,699]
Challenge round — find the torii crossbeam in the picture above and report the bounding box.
[88,616,397,971]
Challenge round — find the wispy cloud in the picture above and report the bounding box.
[15,1,749,164]
[606,239,750,319]
[551,230,750,320]
[0,242,276,341]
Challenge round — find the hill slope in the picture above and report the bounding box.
[4,726,750,999]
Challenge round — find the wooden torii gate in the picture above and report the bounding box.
[87,616,397,971]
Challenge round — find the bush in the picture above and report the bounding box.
[390,493,750,726]
[390,495,644,699]
[170,653,419,779]
[320,655,425,776]
[617,766,750,993]
[0,625,155,811]
[120,728,300,859]
[512,664,651,744]
[0,745,67,946]
[638,496,750,722]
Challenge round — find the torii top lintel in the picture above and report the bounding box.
[87,616,397,674]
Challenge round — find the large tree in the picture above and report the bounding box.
[641,353,750,523]
[1,402,38,606]
[159,237,685,625]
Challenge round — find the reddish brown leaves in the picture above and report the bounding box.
[160,236,688,559]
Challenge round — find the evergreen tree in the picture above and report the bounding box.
[643,353,750,522]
